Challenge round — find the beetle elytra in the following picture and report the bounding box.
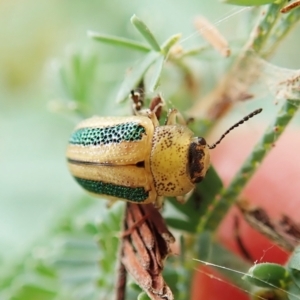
[66,105,262,207]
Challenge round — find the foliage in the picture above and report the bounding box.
[2,1,300,300]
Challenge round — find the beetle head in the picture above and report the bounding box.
[188,137,210,184]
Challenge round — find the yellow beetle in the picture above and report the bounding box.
[67,104,262,207]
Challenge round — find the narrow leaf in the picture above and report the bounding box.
[116,51,160,103]
[164,217,196,233]
[131,15,161,51]
[148,55,164,92]
[88,31,151,53]
[161,33,181,56]
[243,263,290,288]
[288,246,300,271]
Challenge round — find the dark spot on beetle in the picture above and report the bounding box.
[179,170,185,176]
[164,138,172,148]
[136,161,145,168]
[166,182,176,191]
[157,182,165,190]
[193,175,204,184]
[188,141,205,183]
[198,137,207,146]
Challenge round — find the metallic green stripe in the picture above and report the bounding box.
[74,177,149,202]
[69,122,146,146]
[67,158,111,166]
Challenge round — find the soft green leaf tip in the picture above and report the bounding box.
[161,33,182,56]
[137,292,151,300]
[243,263,291,289]
[131,14,161,52]
[87,30,151,52]
[288,246,300,271]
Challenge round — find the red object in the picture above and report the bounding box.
[192,127,300,299]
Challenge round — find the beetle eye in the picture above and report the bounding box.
[198,137,207,146]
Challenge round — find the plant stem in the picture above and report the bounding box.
[198,99,300,232]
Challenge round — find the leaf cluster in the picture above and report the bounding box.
[3,1,300,299]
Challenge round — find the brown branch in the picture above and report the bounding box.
[121,203,175,300]
[237,199,300,252]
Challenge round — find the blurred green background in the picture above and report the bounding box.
[1,0,299,264]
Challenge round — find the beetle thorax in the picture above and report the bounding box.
[150,125,196,197]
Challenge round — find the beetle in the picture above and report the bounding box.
[66,103,262,207]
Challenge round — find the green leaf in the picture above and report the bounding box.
[161,33,181,56]
[131,15,161,51]
[196,232,213,261]
[179,46,208,58]
[13,284,57,300]
[148,55,164,92]
[288,246,300,271]
[165,217,196,233]
[163,265,180,298]
[166,166,223,233]
[88,31,151,53]
[265,7,300,57]
[137,292,151,300]
[194,241,252,291]
[243,263,291,289]
[288,282,300,300]
[249,0,287,54]
[0,198,124,300]
[287,245,300,298]
[58,50,98,117]
[193,166,223,218]
[116,51,161,103]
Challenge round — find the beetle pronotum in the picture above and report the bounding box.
[66,104,262,207]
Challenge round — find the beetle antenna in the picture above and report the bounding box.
[208,108,262,150]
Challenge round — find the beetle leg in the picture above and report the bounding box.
[165,108,177,125]
[106,198,118,208]
[154,196,164,209]
[175,195,185,203]
[176,189,194,204]
[165,108,186,125]
[147,110,160,127]
[149,95,165,120]
[131,89,144,115]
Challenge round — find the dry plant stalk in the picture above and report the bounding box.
[194,16,231,58]
[237,200,300,252]
[187,49,257,120]
[187,8,275,120]
[119,203,175,300]
[281,0,300,13]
